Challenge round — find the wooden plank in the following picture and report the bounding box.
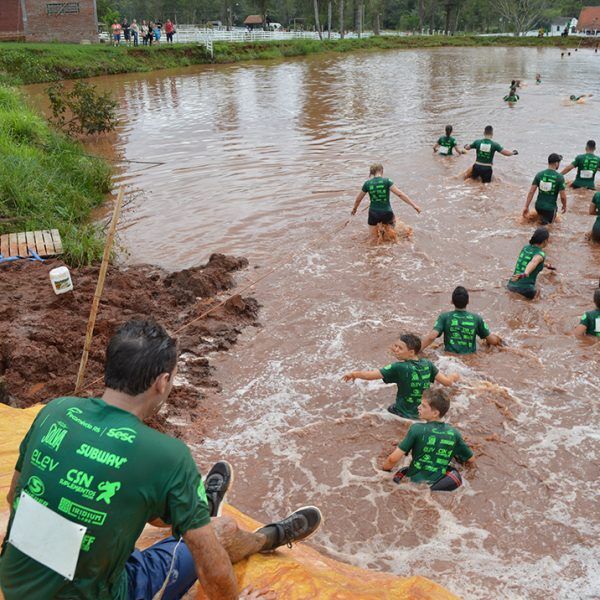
[50,229,63,254]
[42,230,55,255]
[8,233,18,257]
[25,231,36,255]
[33,230,46,256]
[0,234,8,256]
[17,232,27,257]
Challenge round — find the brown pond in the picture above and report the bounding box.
[29,46,600,598]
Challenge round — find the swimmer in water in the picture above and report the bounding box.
[342,333,459,420]
[463,125,518,183]
[561,140,599,190]
[522,153,567,225]
[351,163,421,243]
[433,125,466,156]
[420,286,502,354]
[589,189,600,242]
[569,94,592,103]
[573,288,600,338]
[381,390,475,492]
[507,227,554,300]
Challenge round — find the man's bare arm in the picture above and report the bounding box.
[561,163,575,175]
[381,448,405,471]
[7,470,19,507]
[343,369,383,382]
[352,190,367,215]
[573,324,588,338]
[420,330,440,351]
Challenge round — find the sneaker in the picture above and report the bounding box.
[204,461,233,518]
[256,506,322,552]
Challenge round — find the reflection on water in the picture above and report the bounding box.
[42,47,600,598]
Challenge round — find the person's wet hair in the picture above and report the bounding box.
[594,288,600,309]
[484,125,493,136]
[427,389,450,418]
[400,333,422,354]
[369,163,383,176]
[587,140,596,151]
[529,227,549,246]
[445,125,453,137]
[104,320,178,396]
[452,286,469,309]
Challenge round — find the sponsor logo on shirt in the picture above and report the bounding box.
[65,407,102,433]
[41,421,68,452]
[75,443,128,469]
[26,475,45,497]
[58,497,107,526]
[106,427,137,444]
[30,449,59,472]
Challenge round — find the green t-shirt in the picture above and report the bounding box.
[437,136,457,156]
[398,421,473,484]
[362,177,393,212]
[379,359,439,419]
[579,309,600,337]
[0,397,211,600]
[533,168,566,211]
[593,192,600,227]
[508,244,545,290]
[572,153,599,189]
[470,138,503,164]
[433,310,491,354]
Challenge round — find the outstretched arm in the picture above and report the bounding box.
[390,185,421,213]
[351,190,367,216]
[561,163,575,175]
[420,330,440,351]
[343,369,383,382]
[500,148,518,156]
[511,253,544,281]
[522,184,537,217]
[381,448,405,471]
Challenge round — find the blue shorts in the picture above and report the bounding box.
[126,536,197,600]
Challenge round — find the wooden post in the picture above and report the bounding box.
[74,188,124,395]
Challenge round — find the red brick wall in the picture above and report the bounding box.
[0,0,24,35]
[23,0,98,42]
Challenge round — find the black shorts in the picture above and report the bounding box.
[592,221,600,243]
[535,206,557,225]
[368,209,395,226]
[471,163,493,183]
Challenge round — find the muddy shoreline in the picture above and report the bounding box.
[0,253,259,439]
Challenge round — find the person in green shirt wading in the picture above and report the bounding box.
[0,320,321,600]
[433,125,466,157]
[421,286,502,354]
[381,390,475,492]
[342,333,459,419]
[589,190,600,242]
[522,153,567,225]
[507,227,554,300]
[464,125,518,183]
[351,163,421,243]
[573,288,600,338]
[561,140,599,190]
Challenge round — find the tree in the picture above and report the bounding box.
[497,0,543,35]
[339,0,345,38]
[314,0,323,38]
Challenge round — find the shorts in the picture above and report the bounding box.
[507,281,536,300]
[592,220,600,243]
[471,163,493,183]
[393,467,463,491]
[368,209,395,226]
[126,536,197,600]
[535,206,556,225]
[114,34,121,41]
[124,31,130,40]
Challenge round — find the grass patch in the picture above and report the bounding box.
[0,86,111,266]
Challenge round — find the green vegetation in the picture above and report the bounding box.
[0,86,112,266]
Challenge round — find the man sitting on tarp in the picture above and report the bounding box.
[0,319,322,600]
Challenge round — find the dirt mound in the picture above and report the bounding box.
[0,253,259,439]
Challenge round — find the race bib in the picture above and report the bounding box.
[479,143,492,153]
[596,317,600,333]
[8,492,86,580]
[580,170,594,179]
[539,180,553,192]
[439,146,449,155]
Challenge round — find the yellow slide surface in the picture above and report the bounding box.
[0,404,458,599]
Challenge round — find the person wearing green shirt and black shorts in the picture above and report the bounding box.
[464,125,518,183]
[433,125,465,157]
[343,333,459,419]
[381,390,475,492]
[352,163,421,242]
[589,191,600,242]
[523,153,567,225]
[421,286,502,354]
[561,140,599,190]
[573,288,600,338]
[507,227,553,300]
[0,320,321,600]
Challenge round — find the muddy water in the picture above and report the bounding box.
[57,47,600,597]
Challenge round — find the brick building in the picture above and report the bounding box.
[0,0,98,43]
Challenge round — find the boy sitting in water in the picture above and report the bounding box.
[342,333,459,419]
[381,390,474,492]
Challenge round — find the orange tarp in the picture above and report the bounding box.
[0,404,458,599]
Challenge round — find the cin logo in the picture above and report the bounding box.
[106,427,137,444]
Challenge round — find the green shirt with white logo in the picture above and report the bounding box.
[362,177,394,211]
[593,192,600,228]
[470,138,503,164]
[533,168,566,212]
[399,421,473,484]
[433,310,491,354]
[437,136,457,156]
[572,153,599,189]
[380,359,439,419]
[0,397,211,600]
[508,244,545,290]
[579,309,600,337]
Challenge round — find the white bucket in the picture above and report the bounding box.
[49,266,74,295]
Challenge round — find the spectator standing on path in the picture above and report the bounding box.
[111,20,122,46]
[153,22,161,44]
[147,22,155,45]
[165,19,175,43]
[130,20,139,47]
[122,18,130,46]
[140,20,149,46]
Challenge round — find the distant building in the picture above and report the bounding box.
[0,0,98,43]
[577,6,600,33]
[243,15,265,30]
[549,17,577,36]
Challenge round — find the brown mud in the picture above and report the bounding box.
[0,253,259,439]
